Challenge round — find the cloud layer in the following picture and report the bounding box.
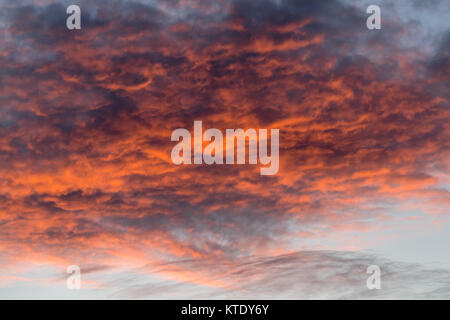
[0,0,448,298]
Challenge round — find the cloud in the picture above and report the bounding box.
[110,250,450,299]
[0,0,448,298]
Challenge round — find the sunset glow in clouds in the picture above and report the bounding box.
[0,0,449,299]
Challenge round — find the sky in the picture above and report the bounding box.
[0,0,449,299]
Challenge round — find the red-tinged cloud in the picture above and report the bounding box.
[0,0,448,298]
